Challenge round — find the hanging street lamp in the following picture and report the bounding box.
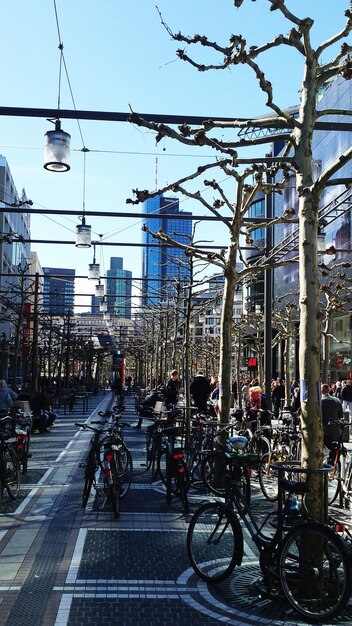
[44,119,71,172]
[75,215,92,248]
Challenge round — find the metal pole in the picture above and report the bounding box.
[31,272,40,391]
[264,178,273,409]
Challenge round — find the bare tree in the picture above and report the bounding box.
[128,2,352,517]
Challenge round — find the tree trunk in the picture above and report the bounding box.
[322,310,332,384]
[295,57,324,519]
[219,240,237,424]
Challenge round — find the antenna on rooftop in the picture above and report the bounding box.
[155,156,158,191]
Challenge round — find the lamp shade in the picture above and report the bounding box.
[88,262,100,280]
[95,283,104,298]
[76,221,92,248]
[44,121,71,172]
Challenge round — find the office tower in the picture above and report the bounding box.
[142,195,192,304]
[106,257,132,318]
[42,267,75,315]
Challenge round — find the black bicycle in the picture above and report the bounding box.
[77,419,132,518]
[0,416,20,502]
[13,413,32,475]
[158,423,189,514]
[187,459,351,622]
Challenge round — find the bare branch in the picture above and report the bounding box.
[317,42,352,75]
[316,10,352,58]
[315,142,352,190]
[267,0,302,28]
[141,223,226,270]
[126,159,231,205]
[247,29,305,58]
[172,183,232,224]
[245,56,291,119]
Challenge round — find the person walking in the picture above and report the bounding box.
[341,379,352,416]
[190,370,211,413]
[272,378,286,420]
[0,380,17,416]
[321,383,344,449]
[164,370,180,407]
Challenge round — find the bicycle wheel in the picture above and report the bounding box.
[324,455,340,505]
[115,444,133,498]
[258,452,279,501]
[201,451,251,504]
[252,434,271,458]
[158,449,177,493]
[178,471,189,515]
[187,502,242,583]
[3,445,20,499]
[22,429,31,475]
[201,450,227,496]
[279,520,351,622]
[82,449,96,508]
[343,466,352,510]
[109,457,120,519]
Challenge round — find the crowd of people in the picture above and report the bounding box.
[135,370,352,449]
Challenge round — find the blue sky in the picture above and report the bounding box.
[0,1,349,309]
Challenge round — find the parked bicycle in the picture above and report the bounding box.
[258,422,302,501]
[324,419,352,507]
[77,418,132,518]
[185,416,219,487]
[200,427,253,500]
[13,412,32,475]
[187,459,351,622]
[0,416,20,502]
[158,423,189,514]
[144,405,182,480]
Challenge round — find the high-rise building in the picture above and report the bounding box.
[142,195,192,304]
[42,267,75,315]
[106,257,132,318]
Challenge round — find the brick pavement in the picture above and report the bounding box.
[0,392,351,626]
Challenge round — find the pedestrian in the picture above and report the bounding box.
[321,383,344,450]
[210,381,220,401]
[272,378,285,420]
[0,380,17,416]
[241,378,250,405]
[111,373,124,409]
[341,379,352,416]
[164,370,180,407]
[190,370,211,413]
[209,375,218,393]
[245,383,270,427]
[232,379,238,403]
[333,381,342,400]
[29,389,58,433]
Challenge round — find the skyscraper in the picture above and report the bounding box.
[42,267,75,315]
[106,257,132,318]
[142,195,192,304]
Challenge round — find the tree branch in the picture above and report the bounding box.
[126,159,231,205]
[316,10,352,58]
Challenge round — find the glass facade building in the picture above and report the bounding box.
[142,195,192,304]
[273,76,352,380]
[106,257,132,318]
[42,267,75,316]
